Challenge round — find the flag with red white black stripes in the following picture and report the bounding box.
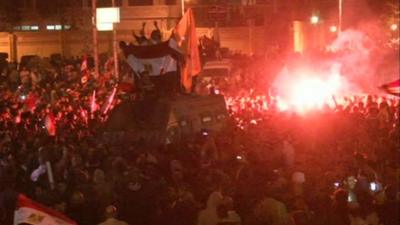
[380,79,400,97]
[14,194,76,225]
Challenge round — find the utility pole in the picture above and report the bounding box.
[181,0,185,16]
[112,0,119,80]
[92,0,99,77]
[338,0,343,34]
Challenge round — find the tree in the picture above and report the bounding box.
[0,0,22,32]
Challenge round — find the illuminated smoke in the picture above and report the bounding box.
[273,29,384,113]
[328,29,377,91]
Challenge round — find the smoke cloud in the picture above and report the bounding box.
[272,0,399,110]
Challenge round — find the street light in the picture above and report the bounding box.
[310,15,319,24]
[391,24,398,31]
[330,25,338,33]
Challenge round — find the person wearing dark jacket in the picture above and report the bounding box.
[327,189,351,225]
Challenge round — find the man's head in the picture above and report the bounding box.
[151,30,162,43]
[332,188,348,205]
[105,205,118,219]
[151,21,162,43]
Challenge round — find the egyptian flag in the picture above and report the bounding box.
[45,113,56,136]
[14,194,76,225]
[380,79,400,97]
[174,8,201,92]
[120,39,184,75]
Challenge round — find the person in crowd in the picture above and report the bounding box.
[377,185,400,225]
[0,48,398,225]
[253,185,291,225]
[291,210,311,225]
[198,191,224,225]
[327,189,351,225]
[349,191,380,225]
[217,197,242,225]
[98,205,129,225]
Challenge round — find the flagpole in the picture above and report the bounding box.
[112,0,119,80]
[92,0,99,77]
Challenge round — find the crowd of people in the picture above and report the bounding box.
[0,45,399,225]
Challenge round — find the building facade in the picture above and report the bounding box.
[0,0,337,62]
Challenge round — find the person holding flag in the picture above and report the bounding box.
[120,9,201,97]
[0,186,76,225]
[14,194,77,225]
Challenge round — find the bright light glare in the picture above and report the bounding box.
[291,78,330,111]
[391,24,398,31]
[277,73,342,113]
[310,16,319,24]
[330,25,338,33]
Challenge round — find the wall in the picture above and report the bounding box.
[0,31,116,62]
[0,33,11,59]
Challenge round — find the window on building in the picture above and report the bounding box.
[80,0,89,7]
[16,0,24,8]
[46,25,70,31]
[63,0,82,7]
[14,25,40,31]
[24,0,33,8]
[21,26,30,31]
[128,0,153,6]
[115,0,123,6]
[165,0,176,5]
[98,0,112,7]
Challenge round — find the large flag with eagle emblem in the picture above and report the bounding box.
[120,8,200,93]
[14,194,76,225]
